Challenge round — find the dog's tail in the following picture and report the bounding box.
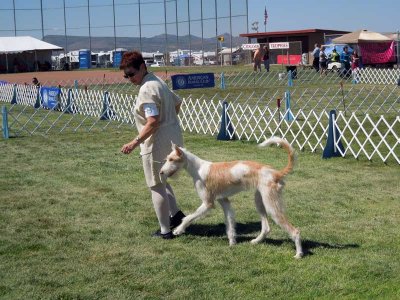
[259,137,295,178]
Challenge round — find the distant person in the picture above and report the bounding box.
[319,46,327,76]
[253,46,265,72]
[32,77,40,87]
[351,51,360,70]
[330,49,340,63]
[262,46,270,72]
[340,46,351,76]
[311,43,320,72]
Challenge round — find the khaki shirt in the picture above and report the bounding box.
[134,73,183,187]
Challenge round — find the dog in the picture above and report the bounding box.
[159,137,303,259]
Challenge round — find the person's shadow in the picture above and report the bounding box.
[184,222,359,257]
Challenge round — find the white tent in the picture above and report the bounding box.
[332,29,392,44]
[0,36,63,73]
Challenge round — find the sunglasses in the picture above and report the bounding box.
[123,71,139,79]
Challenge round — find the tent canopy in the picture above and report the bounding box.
[0,36,63,54]
[332,29,392,44]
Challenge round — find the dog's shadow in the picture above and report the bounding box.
[185,222,359,257]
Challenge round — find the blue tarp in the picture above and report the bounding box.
[323,44,354,56]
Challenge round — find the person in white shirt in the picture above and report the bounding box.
[120,51,185,239]
[311,43,320,72]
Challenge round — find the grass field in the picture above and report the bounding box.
[1,128,399,299]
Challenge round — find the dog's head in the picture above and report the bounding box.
[159,142,186,180]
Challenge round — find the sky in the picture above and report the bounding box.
[0,0,399,39]
[249,0,399,33]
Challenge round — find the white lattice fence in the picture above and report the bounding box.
[1,83,399,164]
[225,103,329,152]
[222,100,399,163]
[357,68,400,85]
[334,112,400,163]
[179,98,222,135]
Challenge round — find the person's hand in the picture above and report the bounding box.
[121,141,136,154]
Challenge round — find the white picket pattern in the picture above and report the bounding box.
[0,82,398,164]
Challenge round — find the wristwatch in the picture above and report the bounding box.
[135,136,141,143]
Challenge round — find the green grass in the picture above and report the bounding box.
[1,128,399,299]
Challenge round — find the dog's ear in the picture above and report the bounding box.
[171,141,176,151]
[174,144,183,157]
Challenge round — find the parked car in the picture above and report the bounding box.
[323,44,354,71]
[327,61,342,71]
[150,61,165,67]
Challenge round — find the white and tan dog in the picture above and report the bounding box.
[160,137,303,258]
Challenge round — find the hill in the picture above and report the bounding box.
[43,34,247,52]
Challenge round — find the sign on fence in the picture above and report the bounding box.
[171,73,215,90]
[269,42,290,49]
[40,86,61,109]
[241,43,260,50]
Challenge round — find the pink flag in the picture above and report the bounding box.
[264,6,268,25]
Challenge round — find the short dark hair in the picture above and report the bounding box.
[119,51,146,70]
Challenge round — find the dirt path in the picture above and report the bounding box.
[0,69,174,85]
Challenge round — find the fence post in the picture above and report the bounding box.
[323,110,345,159]
[288,70,293,87]
[285,91,294,121]
[34,86,41,109]
[220,72,225,89]
[217,100,235,141]
[2,106,9,139]
[65,89,73,113]
[11,84,17,104]
[100,91,112,120]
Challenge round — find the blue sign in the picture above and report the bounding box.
[171,73,215,90]
[41,87,61,109]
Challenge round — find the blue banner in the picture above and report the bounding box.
[171,73,215,90]
[40,86,61,109]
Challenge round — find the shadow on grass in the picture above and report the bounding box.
[185,222,359,257]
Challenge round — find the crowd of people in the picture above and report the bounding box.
[312,43,361,76]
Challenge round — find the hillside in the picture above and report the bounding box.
[43,34,247,52]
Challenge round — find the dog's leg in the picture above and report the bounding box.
[261,187,303,259]
[218,198,236,246]
[250,190,270,244]
[173,203,211,236]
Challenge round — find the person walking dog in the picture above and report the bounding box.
[120,51,185,239]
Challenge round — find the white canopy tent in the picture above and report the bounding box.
[0,36,63,73]
[332,29,392,44]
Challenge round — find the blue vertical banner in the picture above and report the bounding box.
[40,86,61,110]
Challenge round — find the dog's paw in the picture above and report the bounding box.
[173,227,185,236]
[294,252,303,259]
[229,240,237,246]
[250,238,260,244]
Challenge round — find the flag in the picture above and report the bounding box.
[264,6,268,25]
